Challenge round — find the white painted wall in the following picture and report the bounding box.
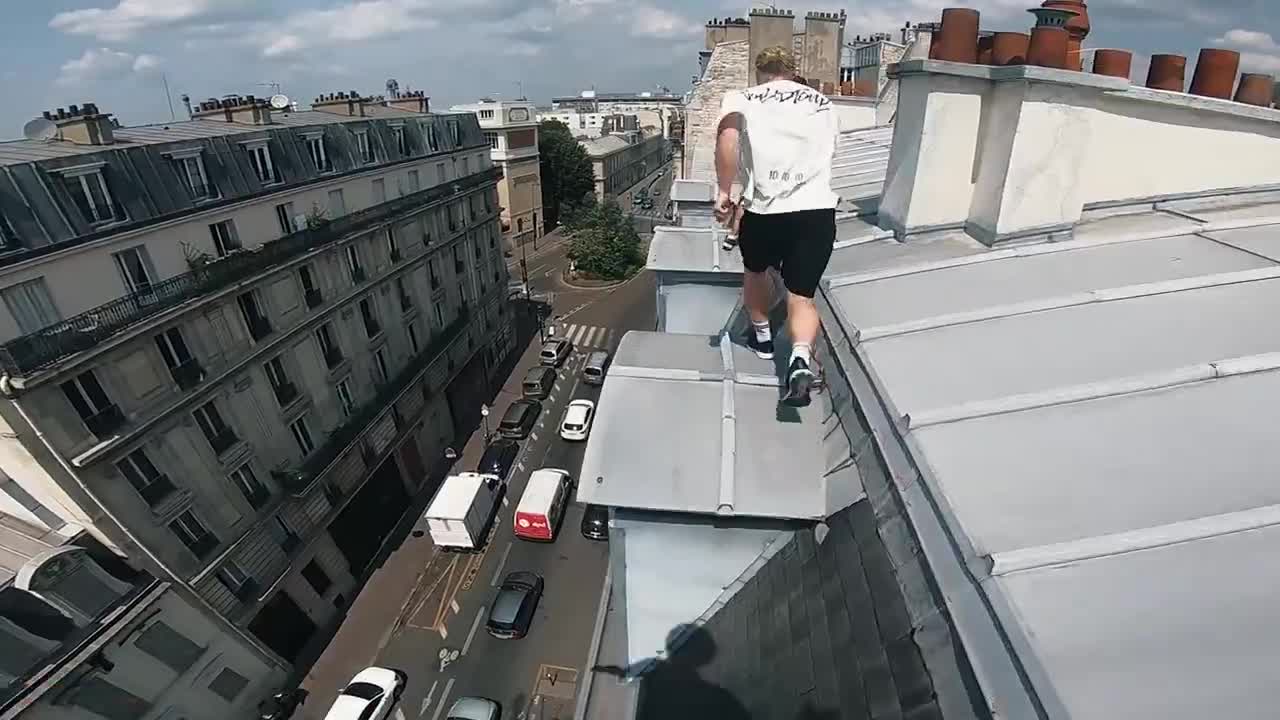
[829,97,878,132]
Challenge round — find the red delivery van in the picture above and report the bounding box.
[514,469,572,542]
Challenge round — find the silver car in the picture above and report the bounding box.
[446,696,500,720]
[539,339,572,367]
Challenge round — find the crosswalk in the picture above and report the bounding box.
[556,323,618,350]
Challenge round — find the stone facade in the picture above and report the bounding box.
[683,40,750,182]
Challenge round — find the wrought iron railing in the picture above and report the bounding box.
[0,166,502,376]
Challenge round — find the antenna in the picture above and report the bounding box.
[163,73,175,121]
[22,117,58,142]
[270,94,291,110]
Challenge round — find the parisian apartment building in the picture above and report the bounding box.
[450,100,544,249]
[0,89,515,720]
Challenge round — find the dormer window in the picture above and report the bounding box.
[242,140,279,185]
[303,132,331,172]
[58,163,125,226]
[169,149,216,200]
[391,124,407,156]
[355,130,374,163]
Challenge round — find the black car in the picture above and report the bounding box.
[486,571,544,639]
[498,399,542,439]
[522,366,556,399]
[476,439,519,481]
[581,504,609,541]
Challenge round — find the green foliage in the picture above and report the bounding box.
[538,120,596,230]
[568,200,643,281]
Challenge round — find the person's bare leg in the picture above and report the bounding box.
[783,291,820,406]
[743,269,775,358]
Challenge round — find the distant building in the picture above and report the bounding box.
[579,131,670,210]
[544,92,684,142]
[451,100,544,245]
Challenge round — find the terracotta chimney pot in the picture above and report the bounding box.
[1234,73,1275,106]
[1027,27,1070,69]
[1189,48,1241,99]
[977,34,995,65]
[991,32,1030,66]
[935,8,980,63]
[1040,1,1090,69]
[1146,54,1187,91]
[1092,49,1133,79]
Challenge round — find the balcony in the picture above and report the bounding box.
[323,347,344,369]
[231,578,261,602]
[279,533,301,555]
[245,315,272,342]
[283,307,474,495]
[305,288,323,309]
[400,293,413,312]
[0,166,502,376]
[189,182,216,200]
[188,533,219,561]
[350,266,367,284]
[138,475,175,506]
[84,404,125,437]
[209,429,238,456]
[390,247,403,263]
[455,260,465,274]
[363,317,382,339]
[171,359,205,391]
[273,380,299,407]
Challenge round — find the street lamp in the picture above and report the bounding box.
[480,404,491,442]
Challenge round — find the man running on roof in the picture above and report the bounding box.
[714,45,840,408]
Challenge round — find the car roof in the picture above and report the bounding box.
[490,586,526,624]
[324,695,372,720]
[448,697,498,719]
[524,366,553,381]
[565,403,593,422]
[504,570,540,585]
[586,350,610,364]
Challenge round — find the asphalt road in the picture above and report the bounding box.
[299,230,656,720]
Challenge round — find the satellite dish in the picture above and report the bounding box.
[269,94,291,110]
[22,117,58,142]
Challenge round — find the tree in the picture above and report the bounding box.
[539,120,596,230]
[568,200,644,280]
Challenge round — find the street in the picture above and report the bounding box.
[297,225,657,720]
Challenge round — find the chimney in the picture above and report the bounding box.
[180,93,193,119]
[191,95,273,125]
[1026,6,1077,69]
[1091,49,1132,79]
[1188,49,1240,100]
[383,90,430,114]
[313,90,374,116]
[42,103,115,145]
[932,8,979,63]
[1040,1,1090,70]
[991,32,1030,66]
[1146,54,1187,92]
[977,32,995,65]
[1235,74,1275,107]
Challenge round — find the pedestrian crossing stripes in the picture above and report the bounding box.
[559,323,617,350]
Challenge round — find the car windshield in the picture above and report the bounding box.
[342,682,384,700]
[564,423,582,431]
[501,405,527,425]
[490,587,526,625]
[524,369,547,383]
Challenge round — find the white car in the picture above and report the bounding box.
[324,667,405,720]
[559,399,596,441]
[446,696,501,720]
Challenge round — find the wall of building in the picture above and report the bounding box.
[705,22,750,49]
[503,159,543,240]
[683,41,751,182]
[801,13,843,89]
[747,9,795,85]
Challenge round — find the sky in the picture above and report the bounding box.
[1,0,1279,138]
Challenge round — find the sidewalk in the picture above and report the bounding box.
[295,317,551,717]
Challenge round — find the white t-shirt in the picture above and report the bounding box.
[717,80,840,215]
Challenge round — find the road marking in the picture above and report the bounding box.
[517,461,525,471]
[394,708,407,720]
[421,681,437,718]
[490,542,513,586]
[530,432,538,441]
[450,598,460,614]
[438,625,448,639]
[429,678,455,720]
[582,326,599,346]
[463,605,487,655]
[502,495,509,507]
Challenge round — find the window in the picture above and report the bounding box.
[268,516,300,553]
[59,168,124,225]
[407,321,420,354]
[355,130,374,164]
[345,245,365,283]
[246,142,278,184]
[434,303,445,328]
[392,125,407,155]
[111,245,155,295]
[62,370,121,436]
[427,125,439,152]
[215,561,255,599]
[397,276,412,311]
[3,278,60,333]
[275,202,295,236]
[208,220,241,256]
[371,178,386,204]
[230,465,269,509]
[193,401,236,455]
[209,667,250,703]
[387,228,401,263]
[479,109,494,119]
[484,132,499,149]
[299,265,321,308]
[302,560,332,595]
[290,415,315,456]
[428,258,439,288]
[118,448,173,507]
[449,119,460,145]
[265,355,297,407]
[170,509,218,560]
[374,346,389,384]
[316,323,342,368]
[305,134,331,172]
[155,327,201,390]
[327,189,346,217]
[335,378,354,416]
[237,291,271,341]
[66,675,150,720]
[407,169,420,193]
[0,211,18,248]
[436,162,446,183]
[173,153,214,199]
[360,297,381,338]
[463,156,471,175]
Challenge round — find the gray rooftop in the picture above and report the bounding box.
[0,514,68,586]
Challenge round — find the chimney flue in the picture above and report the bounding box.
[1234,73,1275,106]
[1188,48,1240,100]
[1091,49,1133,79]
[933,8,980,63]
[1146,54,1187,92]
[991,32,1030,66]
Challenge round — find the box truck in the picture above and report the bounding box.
[514,469,573,542]
[418,472,503,552]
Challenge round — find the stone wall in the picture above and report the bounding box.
[683,39,750,182]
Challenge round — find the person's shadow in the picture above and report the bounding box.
[594,624,750,720]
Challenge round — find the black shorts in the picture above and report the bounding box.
[737,208,836,298]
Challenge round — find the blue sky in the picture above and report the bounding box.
[1,0,1278,138]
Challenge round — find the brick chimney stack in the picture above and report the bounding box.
[384,90,430,114]
[313,90,376,117]
[191,95,273,125]
[42,103,115,145]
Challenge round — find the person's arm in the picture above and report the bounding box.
[714,93,744,223]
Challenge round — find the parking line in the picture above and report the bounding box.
[530,432,538,442]
[490,541,513,587]
[421,682,438,719]
[429,678,455,720]
[462,606,487,656]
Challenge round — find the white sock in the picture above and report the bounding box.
[791,343,812,367]
[752,321,771,343]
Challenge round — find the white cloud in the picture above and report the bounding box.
[1214,29,1280,74]
[243,0,443,57]
[632,4,698,38]
[49,0,247,42]
[132,54,163,73]
[263,34,305,58]
[56,47,164,86]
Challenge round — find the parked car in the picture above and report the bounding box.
[475,438,520,481]
[258,689,308,720]
[487,571,545,639]
[514,469,573,542]
[446,697,501,720]
[582,351,610,386]
[559,399,596,441]
[498,399,542,439]
[323,667,405,720]
[581,504,609,541]
[522,366,556,399]
[540,339,573,367]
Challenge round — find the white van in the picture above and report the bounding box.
[514,469,573,542]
